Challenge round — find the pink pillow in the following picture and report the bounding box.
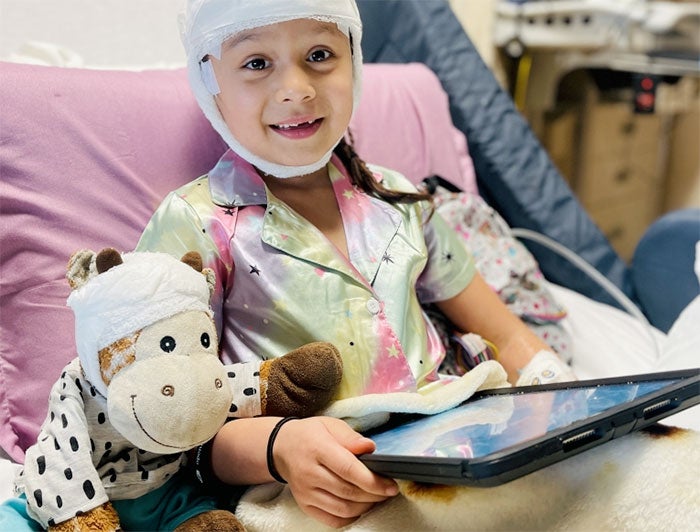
[351,63,477,194]
[0,63,226,462]
[0,61,476,463]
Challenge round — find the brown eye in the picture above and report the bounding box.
[309,49,332,62]
[215,378,223,389]
[244,57,268,70]
[161,385,175,396]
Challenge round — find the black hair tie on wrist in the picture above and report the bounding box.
[266,417,298,484]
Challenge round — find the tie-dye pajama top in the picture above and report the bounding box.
[136,150,475,399]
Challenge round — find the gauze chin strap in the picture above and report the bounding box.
[197,57,340,178]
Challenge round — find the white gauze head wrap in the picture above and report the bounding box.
[67,252,212,397]
[180,0,363,178]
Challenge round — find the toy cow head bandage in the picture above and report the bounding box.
[66,248,232,454]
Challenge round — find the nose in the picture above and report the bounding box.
[275,64,316,103]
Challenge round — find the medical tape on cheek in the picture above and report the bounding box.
[200,58,221,95]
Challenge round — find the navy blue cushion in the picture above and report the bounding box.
[632,209,700,332]
[357,0,635,309]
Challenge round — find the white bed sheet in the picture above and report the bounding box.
[1,286,697,505]
[554,283,699,431]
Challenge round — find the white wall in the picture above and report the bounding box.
[0,0,493,69]
[449,0,498,67]
[0,0,186,68]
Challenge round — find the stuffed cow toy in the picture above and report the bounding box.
[16,248,343,531]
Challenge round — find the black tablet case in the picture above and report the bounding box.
[360,369,700,486]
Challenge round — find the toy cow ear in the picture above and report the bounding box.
[181,251,203,272]
[96,248,124,274]
[66,249,97,290]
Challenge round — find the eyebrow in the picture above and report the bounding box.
[222,30,259,51]
[222,21,342,52]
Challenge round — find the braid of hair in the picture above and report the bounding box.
[334,133,432,205]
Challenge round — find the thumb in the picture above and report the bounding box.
[324,418,377,455]
[346,434,376,456]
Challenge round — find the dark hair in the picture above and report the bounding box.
[334,132,432,205]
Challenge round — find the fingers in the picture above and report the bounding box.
[301,500,376,529]
[293,469,389,529]
[278,418,396,498]
[317,417,397,497]
[302,461,394,504]
[273,417,398,527]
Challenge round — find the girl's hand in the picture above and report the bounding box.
[272,416,399,528]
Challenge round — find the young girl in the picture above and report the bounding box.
[136,0,575,527]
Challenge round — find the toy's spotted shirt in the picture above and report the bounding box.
[17,359,185,527]
[224,360,263,418]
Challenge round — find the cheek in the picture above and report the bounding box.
[219,93,271,156]
[328,65,355,119]
[214,73,260,124]
[217,91,246,128]
[330,82,354,125]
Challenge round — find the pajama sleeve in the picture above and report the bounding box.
[416,208,476,303]
[373,167,476,304]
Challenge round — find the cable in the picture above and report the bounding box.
[511,227,662,358]
[514,51,533,111]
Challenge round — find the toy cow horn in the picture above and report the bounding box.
[96,248,123,274]
[181,251,203,272]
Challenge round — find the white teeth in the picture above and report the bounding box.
[276,120,315,130]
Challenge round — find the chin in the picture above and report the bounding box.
[267,156,328,169]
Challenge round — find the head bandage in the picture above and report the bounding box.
[180,0,363,178]
[67,252,212,397]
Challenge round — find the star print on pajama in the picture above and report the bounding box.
[137,151,476,399]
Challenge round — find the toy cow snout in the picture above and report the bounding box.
[104,309,233,454]
[108,351,232,454]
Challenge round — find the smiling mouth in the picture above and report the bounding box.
[130,395,207,450]
[271,118,322,131]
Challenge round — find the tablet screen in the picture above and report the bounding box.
[368,378,680,460]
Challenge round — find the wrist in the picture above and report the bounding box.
[516,350,576,386]
[266,417,299,483]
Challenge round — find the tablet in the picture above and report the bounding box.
[359,368,700,486]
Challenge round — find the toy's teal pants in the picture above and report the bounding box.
[0,471,217,531]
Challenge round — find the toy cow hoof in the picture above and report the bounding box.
[175,509,245,531]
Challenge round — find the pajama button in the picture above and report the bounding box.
[366,298,381,314]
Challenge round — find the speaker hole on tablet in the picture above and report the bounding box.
[562,429,602,452]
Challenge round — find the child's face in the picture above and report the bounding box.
[210,18,354,171]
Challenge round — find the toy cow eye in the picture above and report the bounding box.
[160,336,176,352]
[161,385,175,396]
[200,332,210,348]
